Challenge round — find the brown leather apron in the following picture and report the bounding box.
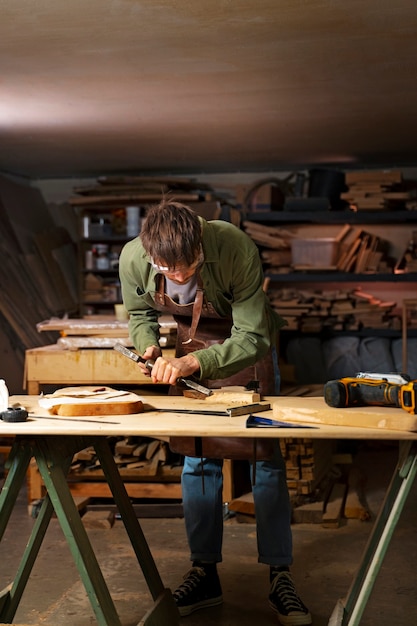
[153,274,277,395]
[153,273,276,461]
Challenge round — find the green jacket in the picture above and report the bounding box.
[119,217,286,381]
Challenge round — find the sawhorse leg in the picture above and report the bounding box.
[94,437,179,626]
[0,435,178,626]
[0,439,71,622]
[329,440,417,626]
[33,435,124,626]
[0,439,39,620]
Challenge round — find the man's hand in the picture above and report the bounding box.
[150,353,200,385]
[138,345,162,377]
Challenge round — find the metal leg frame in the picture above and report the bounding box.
[329,440,417,626]
[0,435,179,626]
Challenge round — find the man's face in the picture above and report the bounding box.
[151,247,204,285]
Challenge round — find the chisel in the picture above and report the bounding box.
[113,343,213,396]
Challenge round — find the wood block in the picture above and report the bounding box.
[292,501,323,524]
[146,439,161,459]
[344,466,371,521]
[183,388,261,404]
[27,459,45,502]
[72,496,91,511]
[82,510,115,529]
[115,440,138,455]
[344,488,371,521]
[133,442,148,458]
[73,447,96,462]
[322,482,348,528]
[228,491,255,516]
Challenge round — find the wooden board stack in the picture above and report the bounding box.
[69,175,217,207]
[279,438,335,498]
[268,287,399,332]
[71,436,181,479]
[336,227,392,273]
[36,315,177,349]
[341,169,415,211]
[242,220,294,250]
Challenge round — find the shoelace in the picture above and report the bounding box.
[173,567,206,600]
[270,572,306,613]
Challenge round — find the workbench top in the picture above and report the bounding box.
[4,394,417,440]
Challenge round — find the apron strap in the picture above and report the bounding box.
[182,273,204,344]
[154,274,166,306]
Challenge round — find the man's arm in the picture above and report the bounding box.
[118,239,161,354]
[193,244,272,380]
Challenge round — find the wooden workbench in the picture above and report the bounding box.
[24,344,175,394]
[1,395,417,626]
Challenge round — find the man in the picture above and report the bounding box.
[119,199,312,626]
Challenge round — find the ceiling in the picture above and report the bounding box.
[2,0,417,180]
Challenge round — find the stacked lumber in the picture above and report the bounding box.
[242,220,294,250]
[36,315,177,349]
[268,287,399,331]
[229,436,336,522]
[287,448,371,526]
[68,176,231,227]
[70,436,182,480]
[279,438,334,498]
[336,228,392,273]
[341,169,415,211]
[261,248,292,270]
[394,230,417,273]
[69,176,218,207]
[245,221,395,274]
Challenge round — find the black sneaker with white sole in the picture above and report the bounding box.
[173,566,223,616]
[269,571,312,625]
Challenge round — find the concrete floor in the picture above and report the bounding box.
[0,444,416,626]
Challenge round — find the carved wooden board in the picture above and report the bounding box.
[38,386,144,416]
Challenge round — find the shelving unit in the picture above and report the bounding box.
[245,209,417,224]
[244,207,417,383]
[245,207,417,301]
[78,206,142,316]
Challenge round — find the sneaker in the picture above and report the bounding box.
[269,571,312,626]
[173,566,223,616]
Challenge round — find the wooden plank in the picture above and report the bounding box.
[272,396,417,432]
[69,193,201,206]
[184,389,261,404]
[228,491,255,516]
[68,481,183,500]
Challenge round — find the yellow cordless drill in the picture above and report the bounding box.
[324,372,417,415]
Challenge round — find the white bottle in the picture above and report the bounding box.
[0,379,9,412]
[126,206,140,237]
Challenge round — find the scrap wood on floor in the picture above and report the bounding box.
[228,450,372,527]
[70,436,182,480]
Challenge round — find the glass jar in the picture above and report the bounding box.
[95,244,110,270]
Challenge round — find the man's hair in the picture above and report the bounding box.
[140,199,202,268]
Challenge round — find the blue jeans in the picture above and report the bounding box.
[181,347,293,567]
